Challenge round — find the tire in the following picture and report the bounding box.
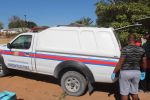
[61,71,87,96]
[0,60,9,77]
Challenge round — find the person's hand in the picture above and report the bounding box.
[111,73,116,80]
[140,72,146,80]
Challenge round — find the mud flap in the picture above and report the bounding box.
[88,81,94,95]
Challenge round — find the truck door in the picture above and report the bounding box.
[4,34,33,71]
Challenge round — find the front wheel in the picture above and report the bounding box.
[60,71,87,96]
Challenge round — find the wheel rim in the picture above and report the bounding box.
[65,77,80,93]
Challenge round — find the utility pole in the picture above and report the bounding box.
[23,14,27,32]
[24,15,27,28]
[24,15,27,22]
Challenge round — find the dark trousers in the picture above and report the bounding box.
[140,58,150,91]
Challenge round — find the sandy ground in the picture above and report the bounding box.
[0,37,150,100]
[0,70,150,100]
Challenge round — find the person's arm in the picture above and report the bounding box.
[111,47,126,80]
[113,57,125,73]
[111,57,125,80]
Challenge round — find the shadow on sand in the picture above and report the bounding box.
[94,82,120,100]
[8,69,59,85]
[6,69,150,100]
[8,70,124,100]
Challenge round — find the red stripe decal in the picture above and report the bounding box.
[1,50,118,67]
[35,54,117,66]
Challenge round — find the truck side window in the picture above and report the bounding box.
[11,35,32,49]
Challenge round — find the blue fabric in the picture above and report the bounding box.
[140,72,146,80]
[0,91,16,100]
[111,73,116,80]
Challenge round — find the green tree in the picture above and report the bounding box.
[0,21,3,29]
[27,21,37,28]
[8,16,25,28]
[71,17,93,26]
[104,0,150,5]
[96,3,150,27]
[8,20,26,28]
[96,1,150,45]
[9,16,21,22]
[8,16,37,28]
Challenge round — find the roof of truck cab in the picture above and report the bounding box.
[41,26,114,32]
[19,27,114,35]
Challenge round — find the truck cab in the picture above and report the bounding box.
[0,33,34,72]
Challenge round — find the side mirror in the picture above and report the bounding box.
[7,43,12,49]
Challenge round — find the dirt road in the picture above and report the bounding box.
[0,70,150,100]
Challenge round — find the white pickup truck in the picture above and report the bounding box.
[0,26,121,96]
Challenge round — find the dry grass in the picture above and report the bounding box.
[0,37,13,44]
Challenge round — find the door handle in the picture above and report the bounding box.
[25,52,30,56]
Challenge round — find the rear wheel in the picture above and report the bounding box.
[61,71,87,96]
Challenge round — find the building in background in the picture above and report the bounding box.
[0,27,31,35]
